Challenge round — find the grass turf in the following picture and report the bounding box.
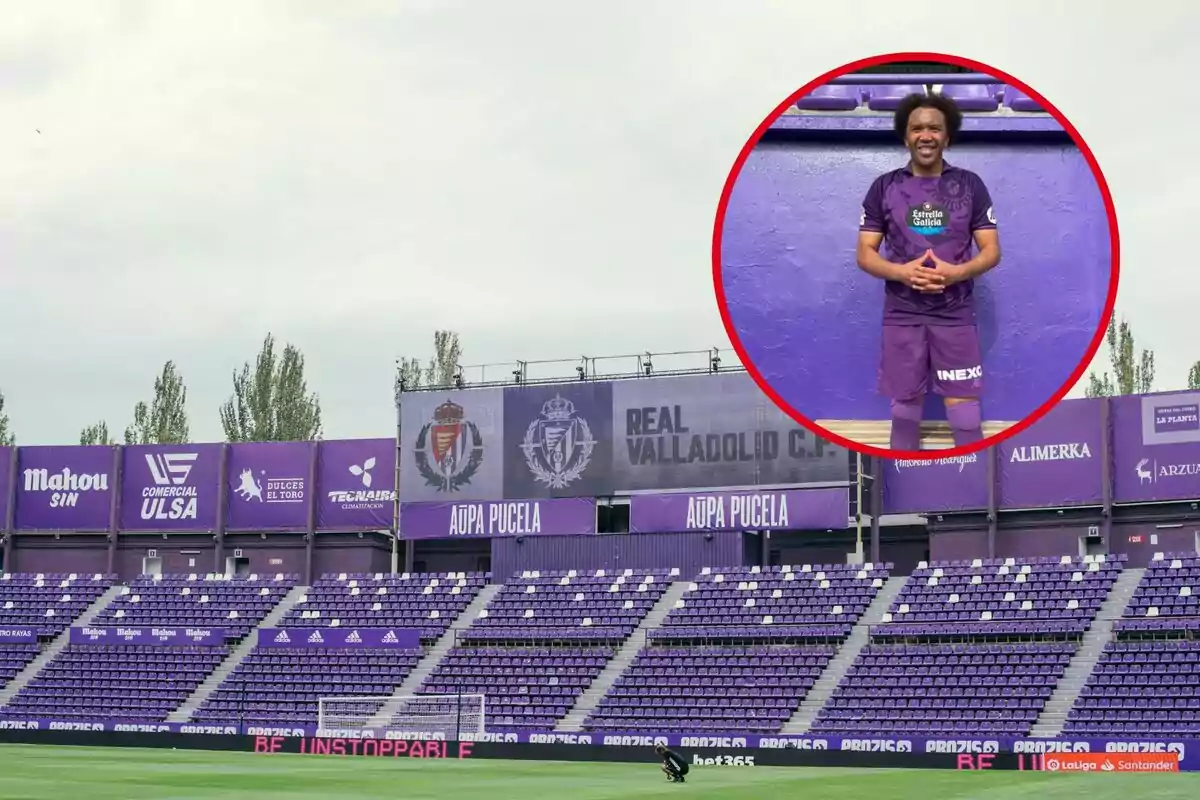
[0,745,1196,799]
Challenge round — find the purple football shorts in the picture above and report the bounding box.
[879,324,983,402]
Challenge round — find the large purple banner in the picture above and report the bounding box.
[257,627,421,649]
[0,447,11,531]
[70,626,225,645]
[997,398,1103,509]
[0,626,38,643]
[316,439,396,532]
[120,444,223,531]
[629,488,847,533]
[1113,391,1200,503]
[14,446,115,531]
[226,442,313,531]
[882,453,988,515]
[400,498,596,539]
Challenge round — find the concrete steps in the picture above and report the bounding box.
[0,584,124,709]
[556,581,692,733]
[1030,566,1144,738]
[365,584,504,730]
[781,574,909,734]
[167,585,309,723]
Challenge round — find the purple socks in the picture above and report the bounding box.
[947,399,983,446]
[890,398,923,451]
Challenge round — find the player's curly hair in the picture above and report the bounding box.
[894,93,963,143]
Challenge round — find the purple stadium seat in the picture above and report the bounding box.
[795,85,862,112]
[0,572,116,637]
[1004,86,1044,112]
[866,85,925,112]
[940,84,999,113]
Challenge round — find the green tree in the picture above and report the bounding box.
[124,361,191,444]
[80,421,114,446]
[1189,362,1200,391]
[396,330,462,392]
[0,390,14,446]
[220,333,322,442]
[1085,315,1155,398]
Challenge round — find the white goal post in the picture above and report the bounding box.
[317,693,486,740]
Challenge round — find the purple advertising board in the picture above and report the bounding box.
[13,446,115,531]
[629,488,847,533]
[257,627,421,649]
[400,497,596,539]
[0,446,12,532]
[997,398,1103,509]
[315,439,396,532]
[69,626,225,645]
[0,626,38,643]
[225,441,314,531]
[119,444,223,531]
[882,453,988,515]
[1113,391,1200,503]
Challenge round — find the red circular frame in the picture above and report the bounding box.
[711,51,1120,461]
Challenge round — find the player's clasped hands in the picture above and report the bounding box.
[897,249,955,293]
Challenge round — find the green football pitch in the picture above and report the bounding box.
[0,745,1196,799]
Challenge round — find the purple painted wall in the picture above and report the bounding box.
[1112,522,1199,567]
[221,535,307,577]
[10,536,108,575]
[929,529,988,562]
[114,535,216,579]
[720,138,1110,422]
[490,532,744,580]
[312,534,393,576]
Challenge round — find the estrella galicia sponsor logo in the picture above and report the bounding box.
[907,201,947,236]
[520,395,595,489]
[840,738,913,753]
[415,400,483,493]
[924,740,999,754]
[692,754,756,767]
[22,465,109,508]
[1135,457,1200,485]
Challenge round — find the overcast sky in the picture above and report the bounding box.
[1,2,1196,445]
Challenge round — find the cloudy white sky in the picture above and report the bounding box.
[1,2,1196,445]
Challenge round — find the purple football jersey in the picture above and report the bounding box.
[860,163,997,325]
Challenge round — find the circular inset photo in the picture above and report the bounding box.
[713,52,1118,459]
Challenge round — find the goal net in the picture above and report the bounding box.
[317,693,486,740]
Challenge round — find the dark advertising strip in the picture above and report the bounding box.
[0,728,1040,770]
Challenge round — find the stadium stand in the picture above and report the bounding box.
[810,556,1125,737]
[1,572,116,637]
[190,572,485,727]
[584,563,889,734]
[406,569,673,731]
[89,573,297,639]
[1065,552,1200,737]
[2,644,227,722]
[791,84,1041,115]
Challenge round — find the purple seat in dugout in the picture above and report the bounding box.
[939,83,999,112]
[1004,86,1043,112]
[795,85,862,111]
[865,84,925,111]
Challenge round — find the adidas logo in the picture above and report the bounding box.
[308,630,324,643]
[345,630,362,643]
[273,630,291,643]
[382,630,398,644]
